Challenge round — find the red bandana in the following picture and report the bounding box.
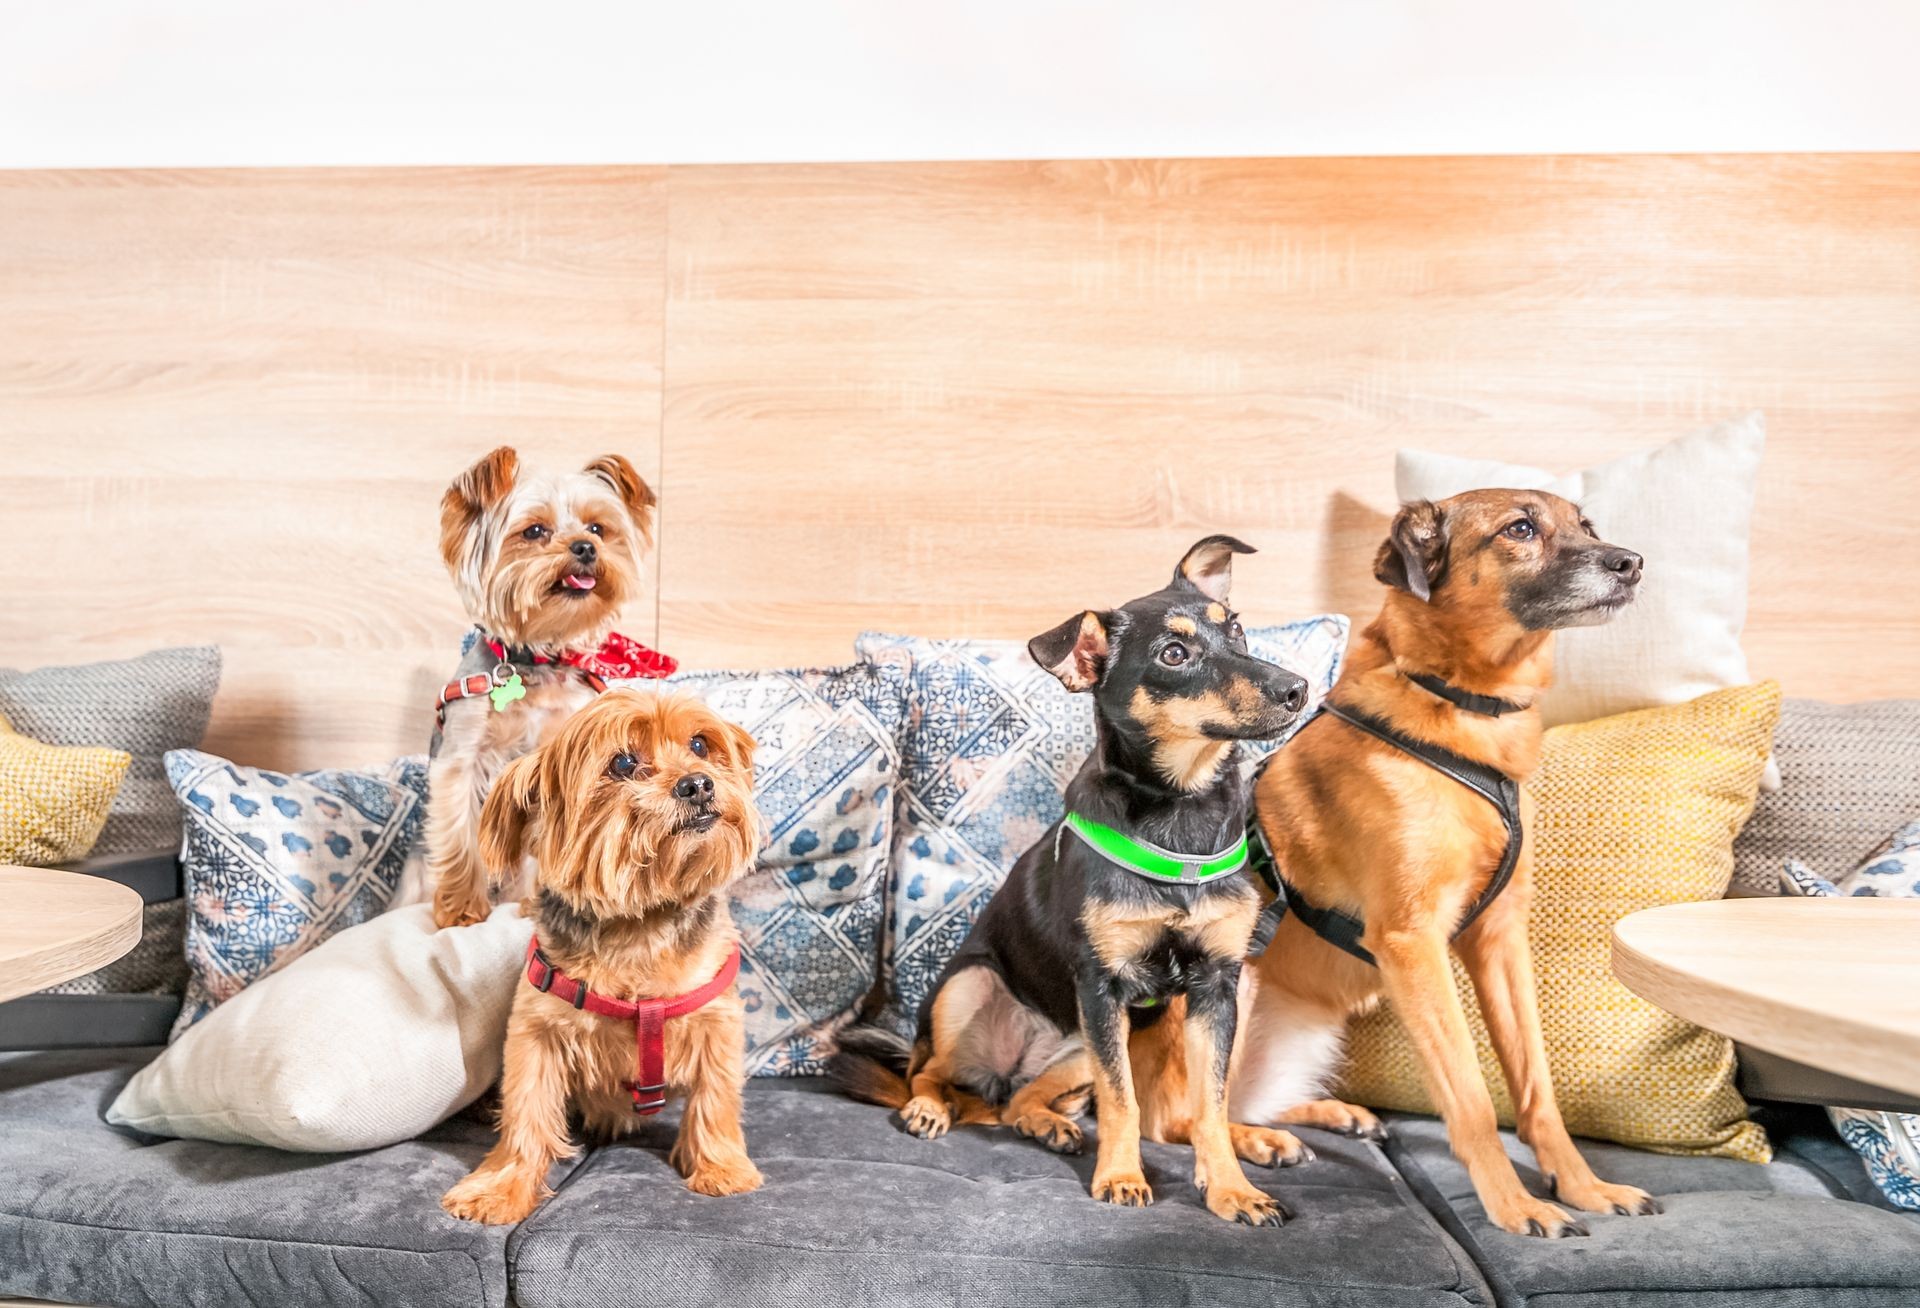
[484,631,678,681]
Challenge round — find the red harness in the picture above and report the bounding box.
[436,631,677,724]
[524,935,741,1115]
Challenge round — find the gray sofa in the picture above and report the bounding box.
[4,696,1918,1306]
[3,1047,1918,1308]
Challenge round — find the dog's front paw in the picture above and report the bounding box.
[1203,1182,1290,1227]
[431,892,489,931]
[441,1169,545,1225]
[1487,1193,1589,1238]
[685,1155,763,1197]
[1010,1108,1084,1154]
[900,1095,952,1140]
[1230,1124,1314,1168]
[1548,1173,1664,1217]
[1091,1168,1154,1207]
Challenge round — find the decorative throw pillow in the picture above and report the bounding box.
[1777,833,1920,1210]
[1337,682,1782,1161]
[108,904,531,1152]
[0,714,130,865]
[167,750,430,1037]
[2,647,222,999]
[660,663,908,1075]
[1395,413,1769,782]
[857,615,1349,1024]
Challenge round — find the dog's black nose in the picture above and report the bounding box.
[571,539,597,565]
[1280,680,1308,715]
[1601,548,1643,582]
[674,773,714,804]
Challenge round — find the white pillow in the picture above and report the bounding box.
[1395,412,1771,782]
[108,903,529,1152]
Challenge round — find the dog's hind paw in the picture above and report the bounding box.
[1230,1124,1314,1168]
[900,1095,952,1140]
[1011,1108,1084,1154]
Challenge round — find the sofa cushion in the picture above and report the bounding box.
[507,1077,1494,1308]
[0,1047,522,1308]
[1383,1109,1920,1307]
[1731,698,1920,895]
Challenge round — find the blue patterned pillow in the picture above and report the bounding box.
[167,750,428,1038]
[1778,822,1920,1211]
[663,663,907,1075]
[857,615,1349,1024]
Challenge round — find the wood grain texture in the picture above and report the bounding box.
[2,157,1916,769]
[658,156,1920,681]
[1614,897,1920,1098]
[0,866,142,1003]
[0,168,667,768]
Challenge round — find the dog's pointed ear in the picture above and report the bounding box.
[584,454,657,545]
[1375,500,1449,602]
[1029,610,1110,693]
[477,750,542,874]
[1172,535,1256,603]
[440,446,520,566]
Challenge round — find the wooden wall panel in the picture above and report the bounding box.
[657,156,1920,695]
[0,168,666,769]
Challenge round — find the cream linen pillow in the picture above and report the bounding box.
[1395,413,1767,782]
[108,903,529,1152]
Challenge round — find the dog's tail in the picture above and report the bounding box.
[827,1023,914,1110]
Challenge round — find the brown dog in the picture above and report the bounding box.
[1229,489,1661,1238]
[441,690,762,1225]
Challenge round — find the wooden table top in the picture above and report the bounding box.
[1613,897,1920,1100]
[0,865,144,1003]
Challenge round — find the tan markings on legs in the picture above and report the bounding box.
[670,1007,762,1197]
[1456,902,1660,1217]
[1182,1011,1287,1225]
[1373,926,1587,1238]
[900,966,997,1140]
[1083,998,1151,1207]
[441,1020,575,1224]
[1005,1050,1093,1154]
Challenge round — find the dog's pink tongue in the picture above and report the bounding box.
[562,574,597,591]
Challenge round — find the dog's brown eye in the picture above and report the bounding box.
[1160,642,1189,667]
[688,735,708,758]
[609,752,639,779]
[522,524,549,542]
[1227,620,1245,641]
[586,523,604,536]
[1503,520,1536,542]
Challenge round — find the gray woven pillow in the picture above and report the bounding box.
[1,647,220,997]
[1731,698,1920,894]
[0,646,220,857]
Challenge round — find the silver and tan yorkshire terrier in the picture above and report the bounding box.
[407,445,676,930]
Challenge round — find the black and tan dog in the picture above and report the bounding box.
[834,537,1310,1225]
[1230,489,1661,1238]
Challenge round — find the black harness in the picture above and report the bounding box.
[1246,702,1523,965]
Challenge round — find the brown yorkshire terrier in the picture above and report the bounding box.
[442,690,763,1225]
[414,445,676,930]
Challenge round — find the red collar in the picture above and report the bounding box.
[524,934,741,1115]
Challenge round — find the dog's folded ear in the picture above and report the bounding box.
[720,721,758,773]
[478,751,542,877]
[1029,610,1111,693]
[1375,500,1450,602]
[440,446,521,565]
[1172,535,1256,603]
[584,454,658,544]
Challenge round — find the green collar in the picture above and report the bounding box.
[1061,812,1249,885]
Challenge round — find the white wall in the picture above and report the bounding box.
[3,0,1917,168]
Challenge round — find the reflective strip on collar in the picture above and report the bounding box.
[1062,812,1249,884]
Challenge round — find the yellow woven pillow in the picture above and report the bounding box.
[0,712,131,865]
[1336,681,1782,1162]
